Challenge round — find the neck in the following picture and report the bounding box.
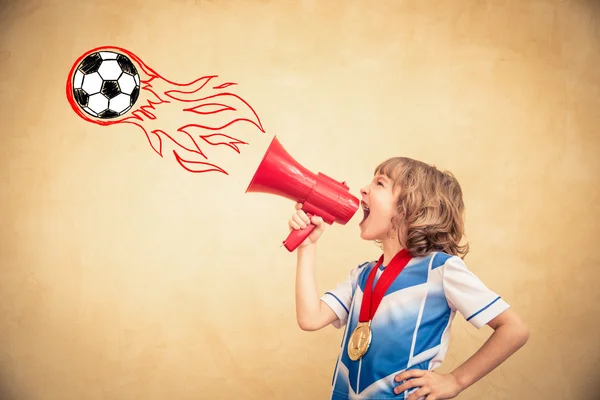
[381,236,404,266]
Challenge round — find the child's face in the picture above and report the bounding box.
[359,173,401,241]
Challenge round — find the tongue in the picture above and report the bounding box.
[360,209,370,225]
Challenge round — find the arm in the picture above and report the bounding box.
[288,204,339,331]
[450,307,530,391]
[394,308,530,399]
[295,244,339,331]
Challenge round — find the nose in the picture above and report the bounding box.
[360,185,368,197]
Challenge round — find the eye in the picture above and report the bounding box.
[377,181,384,186]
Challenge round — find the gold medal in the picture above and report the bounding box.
[346,249,413,362]
[347,321,372,361]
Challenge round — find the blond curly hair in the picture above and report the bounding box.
[374,157,470,259]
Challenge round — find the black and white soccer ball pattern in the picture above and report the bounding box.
[72,51,140,119]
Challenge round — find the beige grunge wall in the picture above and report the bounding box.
[1,0,599,399]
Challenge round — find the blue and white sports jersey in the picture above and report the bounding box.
[320,251,509,400]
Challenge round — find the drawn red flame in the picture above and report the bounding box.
[65,46,266,175]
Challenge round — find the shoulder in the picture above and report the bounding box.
[355,259,378,276]
[421,251,466,271]
[351,260,378,287]
[339,260,377,284]
[431,252,453,268]
[404,251,455,272]
[350,259,378,273]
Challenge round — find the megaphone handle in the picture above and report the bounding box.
[283,223,317,252]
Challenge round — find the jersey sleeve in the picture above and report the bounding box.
[320,262,367,329]
[442,256,510,329]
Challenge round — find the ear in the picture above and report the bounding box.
[395,217,409,246]
[387,215,402,240]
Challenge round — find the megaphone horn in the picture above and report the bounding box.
[246,136,360,252]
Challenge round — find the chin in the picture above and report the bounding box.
[359,227,382,241]
[360,221,395,242]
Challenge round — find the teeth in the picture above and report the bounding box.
[360,202,370,225]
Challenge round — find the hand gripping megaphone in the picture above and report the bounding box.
[246,136,360,252]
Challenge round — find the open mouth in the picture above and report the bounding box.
[360,201,370,225]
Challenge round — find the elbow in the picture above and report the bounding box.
[494,309,530,347]
[297,318,319,331]
[297,316,326,332]
[518,323,531,346]
[506,319,530,348]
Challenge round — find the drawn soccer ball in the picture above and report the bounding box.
[71,51,140,119]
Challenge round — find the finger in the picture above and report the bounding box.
[406,387,430,400]
[295,202,302,210]
[292,214,308,228]
[289,220,301,230]
[394,378,425,394]
[311,216,325,227]
[295,208,309,221]
[299,211,311,225]
[395,369,426,382]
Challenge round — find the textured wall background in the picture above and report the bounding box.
[1,0,599,399]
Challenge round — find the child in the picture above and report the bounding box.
[288,157,530,400]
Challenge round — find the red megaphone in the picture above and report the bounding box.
[246,136,360,252]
